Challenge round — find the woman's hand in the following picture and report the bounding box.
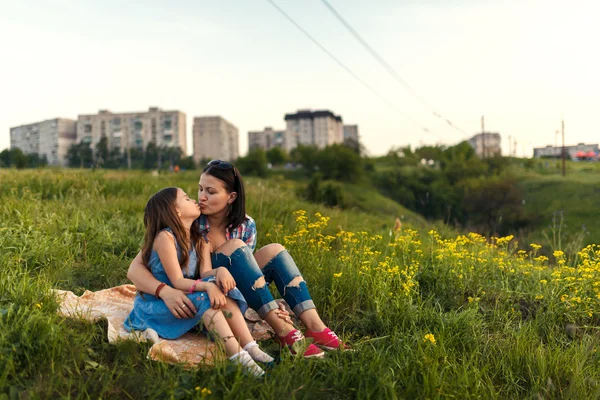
[275,301,293,324]
[215,267,236,293]
[159,286,196,318]
[206,283,227,309]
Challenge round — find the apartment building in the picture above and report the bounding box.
[193,116,239,164]
[76,107,186,153]
[10,118,77,166]
[248,127,285,151]
[343,124,359,143]
[283,109,344,151]
[467,132,501,158]
[534,143,599,159]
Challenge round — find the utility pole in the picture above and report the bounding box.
[481,115,485,159]
[561,120,566,177]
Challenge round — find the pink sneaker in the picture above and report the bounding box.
[277,329,325,358]
[305,328,348,351]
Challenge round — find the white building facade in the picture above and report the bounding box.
[467,132,501,158]
[10,118,77,166]
[283,109,344,151]
[76,107,186,153]
[193,116,239,164]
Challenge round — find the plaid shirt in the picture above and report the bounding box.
[196,214,257,252]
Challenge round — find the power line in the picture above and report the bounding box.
[266,0,435,137]
[320,0,469,136]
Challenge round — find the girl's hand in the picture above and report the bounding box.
[216,267,236,293]
[206,283,227,309]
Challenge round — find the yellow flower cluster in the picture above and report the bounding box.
[282,211,600,323]
[195,387,212,395]
[423,333,436,345]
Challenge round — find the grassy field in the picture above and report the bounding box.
[514,161,600,252]
[2,169,600,399]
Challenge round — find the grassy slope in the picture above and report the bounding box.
[2,168,600,399]
[515,162,600,251]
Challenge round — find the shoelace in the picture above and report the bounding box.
[327,331,340,341]
[290,331,305,342]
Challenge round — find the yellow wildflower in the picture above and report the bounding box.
[423,333,436,345]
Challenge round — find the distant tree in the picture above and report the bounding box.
[266,147,288,166]
[415,145,445,162]
[67,142,93,168]
[315,144,363,183]
[459,175,533,236]
[144,141,159,170]
[0,149,11,167]
[290,145,319,176]
[178,156,196,171]
[94,137,109,168]
[26,153,47,168]
[236,149,268,177]
[13,149,27,169]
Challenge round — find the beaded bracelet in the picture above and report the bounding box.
[155,282,167,298]
[189,279,201,294]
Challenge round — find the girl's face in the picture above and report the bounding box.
[197,173,237,216]
[175,188,201,220]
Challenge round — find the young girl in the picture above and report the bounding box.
[124,187,273,376]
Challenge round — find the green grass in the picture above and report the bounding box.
[2,168,600,399]
[510,161,600,253]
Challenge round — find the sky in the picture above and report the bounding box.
[1,0,598,157]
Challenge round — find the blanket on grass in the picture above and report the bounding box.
[53,284,278,367]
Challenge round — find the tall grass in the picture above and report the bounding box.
[1,169,599,399]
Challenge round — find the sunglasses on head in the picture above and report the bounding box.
[206,160,236,177]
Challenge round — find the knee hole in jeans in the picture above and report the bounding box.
[286,276,304,288]
[252,276,267,290]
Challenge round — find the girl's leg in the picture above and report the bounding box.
[221,298,253,347]
[222,298,274,363]
[203,308,265,376]
[202,308,241,357]
[215,239,296,336]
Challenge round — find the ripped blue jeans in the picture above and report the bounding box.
[211,246,315,319]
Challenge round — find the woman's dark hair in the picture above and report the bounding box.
[142,187,202,277]
[202,161,246,229]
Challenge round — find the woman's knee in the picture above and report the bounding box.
[254,243,285,268]
[217,238,247,256]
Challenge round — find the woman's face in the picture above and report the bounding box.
[197,173,236,216]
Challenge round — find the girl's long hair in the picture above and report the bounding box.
[141,187,202,277]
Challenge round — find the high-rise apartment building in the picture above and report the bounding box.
[283,109,343,151]
[193,116,239,164]
[248,127,285,151]
[343,125,359,143]
[76,107,186,153]
[10,118,77,166]
[467,132,501,158]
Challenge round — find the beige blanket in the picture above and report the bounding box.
[54,284,278,367]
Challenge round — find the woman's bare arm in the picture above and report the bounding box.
[127,249,197,318]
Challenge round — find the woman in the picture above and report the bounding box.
[128,160,346,358]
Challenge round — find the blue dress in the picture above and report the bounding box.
[124,229,248,340]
